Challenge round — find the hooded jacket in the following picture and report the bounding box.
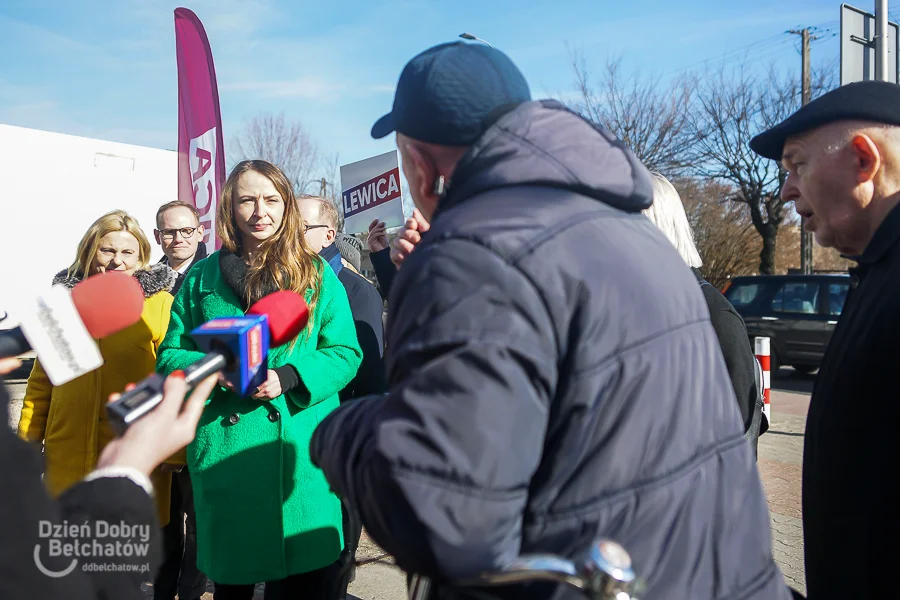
[311,100,787,600]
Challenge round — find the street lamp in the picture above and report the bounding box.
[459,32,493,48]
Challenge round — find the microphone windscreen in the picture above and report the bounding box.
[246,290,310,346]
[71,272,145,339]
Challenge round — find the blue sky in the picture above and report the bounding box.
[1,0,845,181]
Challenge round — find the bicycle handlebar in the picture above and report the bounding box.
[441,538,642,600]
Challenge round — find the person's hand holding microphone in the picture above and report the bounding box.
[98,371,218,476]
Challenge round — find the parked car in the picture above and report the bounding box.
[722,274,850,375]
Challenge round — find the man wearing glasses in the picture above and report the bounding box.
[297,194,386,600]
[151,200,208,600]
[153,201,207,296]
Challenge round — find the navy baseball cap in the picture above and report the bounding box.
[371,41,532,146]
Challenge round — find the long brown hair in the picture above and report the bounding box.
[216,160,321,318]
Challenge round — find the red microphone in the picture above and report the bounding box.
[107,290,310,435]
[71,271,145,338]
[1,272,146,385]
[246,290,310,345]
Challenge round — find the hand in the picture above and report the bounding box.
[367,219,390,253]
[218,373,235,391]
[390,209,430,268]
[97,371,218,476]
[251,369,282,400]
[0,357,22,376]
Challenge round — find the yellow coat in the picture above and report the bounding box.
[17,265,180,526]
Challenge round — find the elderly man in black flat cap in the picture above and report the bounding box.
[750,80,900,600]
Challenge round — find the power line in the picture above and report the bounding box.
[658,18,840,79]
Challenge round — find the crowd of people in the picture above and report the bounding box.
[2,37,899,600]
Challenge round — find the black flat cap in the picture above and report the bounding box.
[750,80,900,160]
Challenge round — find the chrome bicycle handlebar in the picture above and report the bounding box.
[409,538,642,600]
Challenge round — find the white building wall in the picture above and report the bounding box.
[0,124,177,318]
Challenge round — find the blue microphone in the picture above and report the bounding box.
[106,291,309,435]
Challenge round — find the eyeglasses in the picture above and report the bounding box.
[159,227,198,241]
[303,224,329,234]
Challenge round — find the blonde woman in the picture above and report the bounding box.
[156,160,362,600]
[17,209,180,524]
[643,173,764,456]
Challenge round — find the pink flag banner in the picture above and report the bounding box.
[175,7,225,253]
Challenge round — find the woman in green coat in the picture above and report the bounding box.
[156,159,362,600]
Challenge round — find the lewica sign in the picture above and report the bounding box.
[343,169,401,217]
[339,150,406,234]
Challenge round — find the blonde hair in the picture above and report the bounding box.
[643,173,704,269]
[217,160,322,315]
[68,210,152,279]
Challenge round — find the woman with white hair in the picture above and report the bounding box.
[644,173,764,457]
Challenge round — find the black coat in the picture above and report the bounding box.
[0,382,160,599]
[694,269,761,435]
[159,243,208,297]
[370,248,397,301]
[311,100,787,600]
[321,243,387,400]
[801,203,900,599]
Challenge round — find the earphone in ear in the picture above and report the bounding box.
[433,175,446,196]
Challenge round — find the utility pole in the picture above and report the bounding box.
[320,177,327,198]
[789,27,817,274]
[876,0,890,81]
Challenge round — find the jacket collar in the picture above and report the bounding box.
[319,243,343,276]
[52,263,176,298]
[848,201,900,266]
[158,243,209,270]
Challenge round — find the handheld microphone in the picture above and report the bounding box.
[1,272,145,385]
[106,290,310,435]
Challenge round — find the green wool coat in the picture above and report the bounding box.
[156,252,362,584]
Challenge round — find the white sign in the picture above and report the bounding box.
[339,151,405,234]
[188,126,219,254]
[840,4,899,85]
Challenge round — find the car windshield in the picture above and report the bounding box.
[725,282,763,309]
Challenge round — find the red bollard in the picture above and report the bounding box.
[754,337,771,426]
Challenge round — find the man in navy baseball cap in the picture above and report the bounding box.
[313,39,790,600]
[370,41,532,146]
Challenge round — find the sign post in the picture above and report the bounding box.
[840,3,899,85]
[339,151,406,235]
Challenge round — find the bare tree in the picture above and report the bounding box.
[676,177,760,288]
[688,62,836,274]
[571,53,696,177]
[231,112,324,195]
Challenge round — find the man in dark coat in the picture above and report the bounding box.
[151,200,209,600]
[297,196,386,400]
[750,80,900,600]
[298,195,387,599]
[311,41,788,600]
[154,201,208,297]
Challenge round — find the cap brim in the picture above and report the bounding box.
[749,125,789,161]
[371,112,396,139]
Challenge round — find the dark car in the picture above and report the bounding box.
[723,274,850,374]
